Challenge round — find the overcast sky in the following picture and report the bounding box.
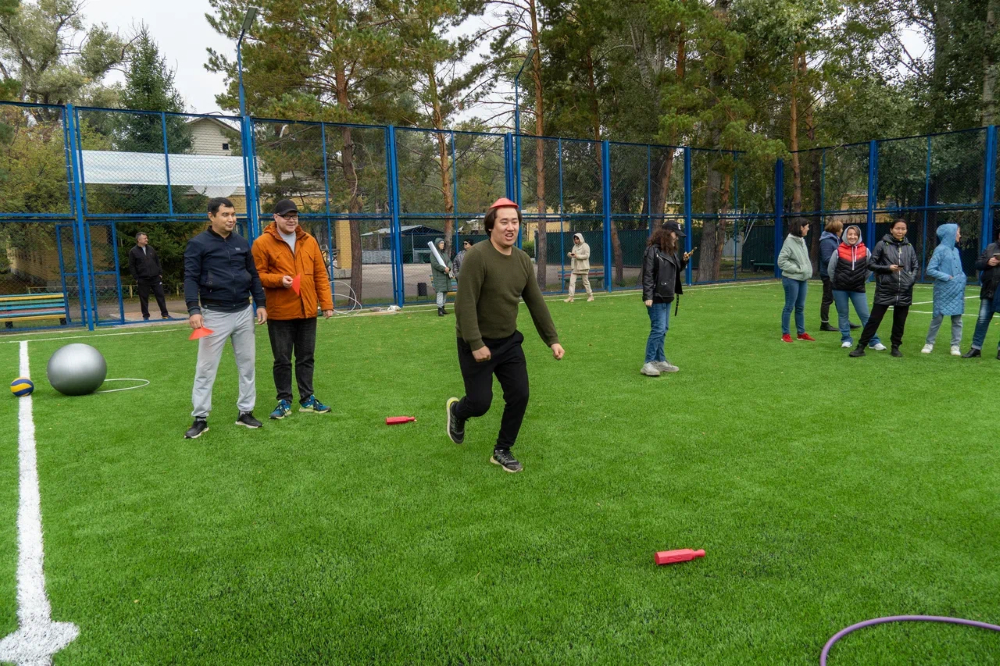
[82,0,930,124]
[83,0,230,115]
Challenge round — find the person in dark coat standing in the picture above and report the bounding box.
[962,229,1000,358]
[640,222,692,377]
[850,219,919,358]
[827,225,886,351]
[819,219,859,332]
[128,232,169,320]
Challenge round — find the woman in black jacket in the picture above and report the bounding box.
[850,219,920,358]
[640,221,692,376]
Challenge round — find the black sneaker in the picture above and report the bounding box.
[446,397,465,444]
[848,347,866,358]
[849,322,861,330]
[437,307,445,317]
[819,323,838,332]
[962,348,981,358]
[891,347,903,357]
[184,418,209,439]
[490,449,522,473]
[235,412,263,429]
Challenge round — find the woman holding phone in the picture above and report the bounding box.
[850,219,919,357]
[777,217,815,343]
[640,221,693,377]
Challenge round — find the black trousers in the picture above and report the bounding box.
[820,276,833,324]
[455,331,529,451]
[137,278,168,319]
[267,318,317,403]
[858,303,910,349]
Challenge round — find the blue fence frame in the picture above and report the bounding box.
[2,100,999,331]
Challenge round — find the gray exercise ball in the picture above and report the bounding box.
[47,343,107,396]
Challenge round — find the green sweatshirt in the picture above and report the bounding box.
[455,240,560,351]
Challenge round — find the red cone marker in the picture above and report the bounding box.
[188,327,214,341]
[386,416,416,425]
[291,274,302,295]
[654,549,705,566]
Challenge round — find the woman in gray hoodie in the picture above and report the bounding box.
[777,217,816,343]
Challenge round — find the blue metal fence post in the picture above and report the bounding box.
[241,115,261,240]
[774,158,784,279]
[601,140,612,291]
[60,109,85,325]
[161,112,174,216]
[867,140,877,247]
[558,138,565,293]
[319,123,335,278]
[982,125,997,252]
[387,125,405,307]
[683,147,693,285]
[921,135,931,280]
[504,133,515,201]
[65,104,95,330]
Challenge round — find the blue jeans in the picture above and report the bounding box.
[645,302,670,363]
[781,278,808,335]
[970,298,1000,350]
[831,290,881,347]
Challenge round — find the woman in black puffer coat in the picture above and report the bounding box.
[639,222,692,377]
[851,219,920,358]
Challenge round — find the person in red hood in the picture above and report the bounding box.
[827,224,885,352]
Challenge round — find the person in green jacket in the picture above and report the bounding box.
[777,217,816,343]
[430,237,453,317]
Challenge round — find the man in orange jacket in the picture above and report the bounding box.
[252,199,335,419]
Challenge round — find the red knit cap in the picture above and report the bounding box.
[489,197,519,210]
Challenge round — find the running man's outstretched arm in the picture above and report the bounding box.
[520,255,561,356]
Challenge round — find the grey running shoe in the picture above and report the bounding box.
[640,362,661,377]
[446,397,464,444]
[654,361,679,373]
[490,449,522,473]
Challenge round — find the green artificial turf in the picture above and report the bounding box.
[2,281,1000,664]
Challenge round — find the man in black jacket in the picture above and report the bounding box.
[183,198,268,439]
[128,232,169,320]
[962,234,1000,358]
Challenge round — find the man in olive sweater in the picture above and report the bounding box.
[446,198,565,473]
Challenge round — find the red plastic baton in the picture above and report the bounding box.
[386,416,416,425]
[654,549,705,566]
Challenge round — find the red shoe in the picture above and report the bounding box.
[781,334,793,343]
[797,333,816,341]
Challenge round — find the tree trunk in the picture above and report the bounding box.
[983,0,999,126]
[336,66,363,302]
[529,0,547,289]
[430,70,455,255]
[802,52,822,270]
[789,48,802,215]
[697,0,730,283]
[649,29,684,227]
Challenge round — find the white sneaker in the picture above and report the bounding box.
[921,344,933,354]
[654,361,679,373]
[640,362,661,377]
[564,297,574,303]
[951,345,961,356]
[841,341,852,348]
[587,296,595,302]
[871,343,887,351]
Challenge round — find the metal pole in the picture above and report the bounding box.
[922,135,931,281]
[774,158,784,280]
[451,131,459,252]
[161,112,174,216]
[387,126,405,307]
[684,147,693,285]
[513,48,535,217]
[236,8,257,117]
[867,140,877,249]
[601,140,612,292]
[982,125,997,252]
[558,138,565,293]
[66,104,95,330]
[320,123,334,278]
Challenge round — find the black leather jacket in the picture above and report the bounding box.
[975,242,1000,301]
[869,234,919,306]
[641,245,687,303]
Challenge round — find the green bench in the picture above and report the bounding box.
[0,293,69,328]
[750,261,775,273]
[559,269,606,289]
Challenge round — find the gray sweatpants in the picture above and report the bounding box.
[191,305,256,418]
[926,313,963,347]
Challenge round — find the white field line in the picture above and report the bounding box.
[0,342,79,666]
[910,296,978,306]
[0,327,179,345]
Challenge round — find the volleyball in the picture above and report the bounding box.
[11,377,34,397]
